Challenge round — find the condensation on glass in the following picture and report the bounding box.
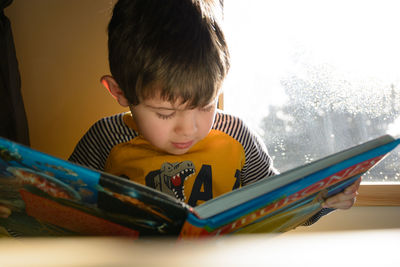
[223,0,400,182]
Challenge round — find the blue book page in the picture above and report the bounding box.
[0,138,100,205]
[184,136,400,236]
[194,135,399,219]
[232,175,361,234]
[0,138,101,236]
[0,138,188,237]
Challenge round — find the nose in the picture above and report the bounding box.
[174,111,197,137]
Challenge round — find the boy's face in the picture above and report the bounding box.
[130,94,218,155]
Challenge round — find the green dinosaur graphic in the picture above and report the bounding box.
[145,161,195,201]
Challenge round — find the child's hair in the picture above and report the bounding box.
[108,0,230,108]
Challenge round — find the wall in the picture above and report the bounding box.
[5,0,400,232]
[5,0,124,160]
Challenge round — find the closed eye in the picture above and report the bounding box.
[156,112,176,120]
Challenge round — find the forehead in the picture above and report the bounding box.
[139,80,219,109]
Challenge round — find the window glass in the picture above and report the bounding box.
[223,0,400,181]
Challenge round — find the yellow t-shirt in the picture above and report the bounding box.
[69,111,276,207]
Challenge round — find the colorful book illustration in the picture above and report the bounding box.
[0,135,399,238]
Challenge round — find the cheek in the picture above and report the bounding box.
[137,118,171,143]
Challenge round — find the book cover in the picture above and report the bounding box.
[0,135,398,238]
[0,138,189,237]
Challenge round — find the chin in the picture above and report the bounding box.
[164,145,194,155]
[167,149,190,156]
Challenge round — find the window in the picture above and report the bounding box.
[222,0,400,205]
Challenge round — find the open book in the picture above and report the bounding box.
[0,135,399,238]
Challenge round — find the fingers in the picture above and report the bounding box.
[322,178,361,210]
[322,192,357,209]
[344,178,361,195]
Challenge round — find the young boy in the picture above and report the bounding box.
[68,0,360,225]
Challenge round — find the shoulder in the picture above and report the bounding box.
[213,110,258,150]
[213,110,277,184]
[89,112,137,139]
[79,113,138,148]
[69,113,138,170]
[213,110,247,137]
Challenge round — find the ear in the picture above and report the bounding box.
[100,75,130,107]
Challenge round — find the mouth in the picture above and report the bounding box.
[171,141,194,150]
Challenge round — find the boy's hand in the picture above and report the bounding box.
[0,205,11,218]
[322,178,361,210]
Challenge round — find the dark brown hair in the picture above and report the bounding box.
[108,0,230,107]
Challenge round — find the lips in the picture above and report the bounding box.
[172,141,194,150]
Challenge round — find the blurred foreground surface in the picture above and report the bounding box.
[0,229,398,267]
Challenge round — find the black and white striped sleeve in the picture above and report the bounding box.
[237,120,277,185]
[302,208,335,226]
[68,113,137,171]
[213,112,278,186]
[213,112,333,226]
